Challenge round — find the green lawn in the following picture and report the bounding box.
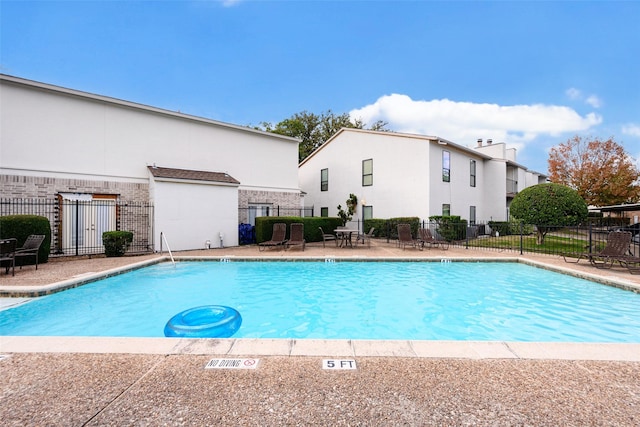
[466,233,606,256]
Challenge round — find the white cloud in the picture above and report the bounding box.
[566,87,582,100]
[566,87,602,108]
[586,95,602,108]
[349,94,602,149]
[623,123,640,137]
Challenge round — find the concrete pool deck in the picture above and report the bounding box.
[1,241,640,425]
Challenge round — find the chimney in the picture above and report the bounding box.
[477,138,483,147]
[487,139,493,145]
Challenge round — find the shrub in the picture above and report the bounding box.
[102,231,133,257]
[0,215,51,265]
[254,217,343,243]
[429,215,467,241]
[385,217,421,240]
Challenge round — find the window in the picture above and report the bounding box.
[248,204,271,226]
[442,204,450,216]
[470,206,476,225]
[321,168,328,191]
[363,205,373,220]
[470,160,476,187]
[442,151,450,182]
[362,159,373,186]
[320,207,329,217]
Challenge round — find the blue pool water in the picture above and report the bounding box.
[1,261,639,342]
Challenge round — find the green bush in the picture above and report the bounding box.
[0,215,51,265]
[385,217,421,240]
[255,217,343,243]
[429,215,467,241]
[102,231,133,257]
[488,221,511,236]
[363,218,388,238]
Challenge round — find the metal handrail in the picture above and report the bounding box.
[160,231,176,267]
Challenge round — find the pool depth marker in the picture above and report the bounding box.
[322,359,357,370]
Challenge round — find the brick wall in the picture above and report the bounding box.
[0,174,149,201]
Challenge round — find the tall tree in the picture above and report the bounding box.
[510,183,588,244]
[259,110,388,162]
[548,136,640,206]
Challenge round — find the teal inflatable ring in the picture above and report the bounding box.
[164,305,242,338]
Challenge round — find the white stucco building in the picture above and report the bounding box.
[298,129,546,225]
[0,74,301,252]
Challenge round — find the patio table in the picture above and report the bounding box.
[334,229,359,248]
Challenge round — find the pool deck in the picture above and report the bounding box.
[2,241,640,425]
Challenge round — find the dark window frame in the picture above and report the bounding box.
[470,159,476,187]
[321,168,328,191]
[362,158,373,186]
[442,151,450,182]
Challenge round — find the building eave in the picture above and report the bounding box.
[0,73,300,145]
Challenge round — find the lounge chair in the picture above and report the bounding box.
[609,255,640,274]
[319,227,338,248]
[357,227,375,247]
[258,223,287,251]
[563,231,632,268]
[286,223,306,251]
[418,228,449,250]
[397,223,416,250]
[15,234,45,270]
[0,238,17,276]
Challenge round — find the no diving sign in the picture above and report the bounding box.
[205,358,260,370]
[322,359,357,370]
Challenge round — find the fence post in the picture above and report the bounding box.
[588,223,593,254]
[465,222,469,249]
[519,221,524,255]
[75,200,80,256]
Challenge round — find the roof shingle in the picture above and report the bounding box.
[147,166,240,185]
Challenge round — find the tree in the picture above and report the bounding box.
[509,183,588,244]
[259,110,388,162]
[548,135,640,206]
[337,193,358,226]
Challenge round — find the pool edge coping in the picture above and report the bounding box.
[2,336,640,361]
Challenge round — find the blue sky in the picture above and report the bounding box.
[2,0,639,174]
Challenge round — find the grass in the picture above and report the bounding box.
[466,233,606,256]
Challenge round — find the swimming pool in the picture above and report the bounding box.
[1,261,639,342]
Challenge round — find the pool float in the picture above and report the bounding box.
[164,305,242,338]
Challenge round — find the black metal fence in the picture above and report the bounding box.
[1,198,153,256]
[238,205,314,225]
[3,197,634,259]
[348,218,638,258]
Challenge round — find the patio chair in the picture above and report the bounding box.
[397,223,416,250]
[258,223,287,251]
[418,228,449,250]
[357,227,375,247]
[563,231,632,268]
[15,234,45,270]
[319,227,338,248]
[0,238,17,276]
[286,223,306,251]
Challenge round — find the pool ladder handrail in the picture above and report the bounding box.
[160,231,176,267]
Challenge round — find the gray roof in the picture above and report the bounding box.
[147,166,240,185]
